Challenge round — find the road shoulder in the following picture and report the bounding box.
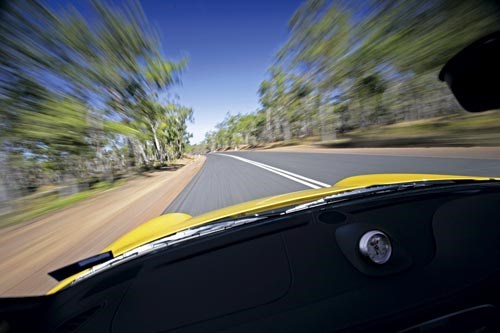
[0,156,206,297]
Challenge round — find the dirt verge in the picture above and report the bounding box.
[0,156,206,297]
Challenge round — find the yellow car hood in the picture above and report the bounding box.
[48,173,494,294]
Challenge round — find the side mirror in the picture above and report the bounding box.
[439,31,500,112]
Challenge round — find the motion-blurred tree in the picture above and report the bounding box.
[0,0,193,196]
[206,0,500,150]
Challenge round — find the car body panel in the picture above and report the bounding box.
[47,173,495,294]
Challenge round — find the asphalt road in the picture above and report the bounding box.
[164,151,500,216]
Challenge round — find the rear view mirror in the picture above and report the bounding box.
[439,31,500,112]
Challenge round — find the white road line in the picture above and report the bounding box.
[241,158,330,187]
[217,153,330,189]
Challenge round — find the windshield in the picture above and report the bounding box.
[1,0,500,297]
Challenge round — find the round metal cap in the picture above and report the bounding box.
[359,230,392,264]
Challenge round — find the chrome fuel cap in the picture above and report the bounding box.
[359,230,392,264]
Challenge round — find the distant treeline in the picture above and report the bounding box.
[0,1,193,203]
[202,0,500,151]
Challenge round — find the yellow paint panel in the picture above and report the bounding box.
[332,173,494,188]
[103,213,192,256]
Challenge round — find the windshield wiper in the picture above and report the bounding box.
[48,251,114,281]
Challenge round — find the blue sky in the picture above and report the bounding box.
[46,0,304,144]
[141,0,303,143]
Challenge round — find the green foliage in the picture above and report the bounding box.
[14,98,92,155]
[0,0,193,198]
[205,0,500,149]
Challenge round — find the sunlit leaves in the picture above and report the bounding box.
[14,98,92,155]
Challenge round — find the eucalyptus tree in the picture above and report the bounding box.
[276,0,500,130]
[204,0,500,148]
[164,104,194,160]
[0,0,192,193]
[258,80,275,142]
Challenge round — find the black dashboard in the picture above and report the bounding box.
[2,183,500,333]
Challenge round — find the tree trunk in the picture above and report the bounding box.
[137,142,148,166]
[282,117,292,141]
[266,108,274,142]
[319,99,336,142]
[177,139,183,159]
[148,121,163,163]
[126,138,136,168]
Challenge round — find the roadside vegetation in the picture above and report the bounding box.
[201,0,500,152]
[0,1,193,220]
[0,179,125,228]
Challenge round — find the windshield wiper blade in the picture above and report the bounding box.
[48,251,114,281]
